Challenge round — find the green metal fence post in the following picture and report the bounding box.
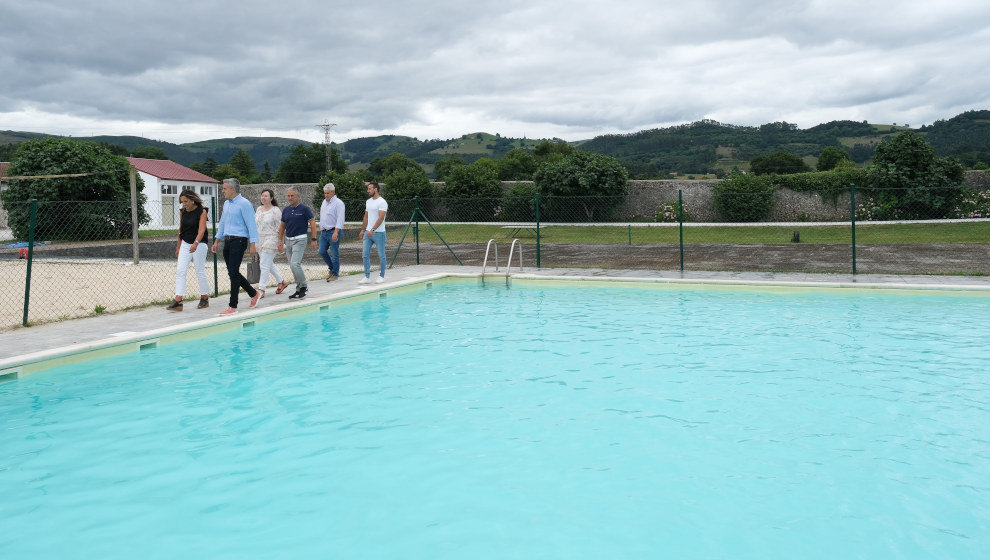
[678,190,684,272]
[211,197,219,296]
[850,183,857,275]
[628,224,632,245]
[414,196,421,265]
[535,192,541,269]
[22,199,38,327]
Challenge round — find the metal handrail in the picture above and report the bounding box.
[482,239,499,282]
[506,239,523,279]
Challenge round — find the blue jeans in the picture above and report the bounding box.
[318,229,340,276]
[362,230,386,278]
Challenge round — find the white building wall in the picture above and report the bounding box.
[137,171,218,228]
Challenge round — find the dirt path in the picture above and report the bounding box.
[3,241,988,331]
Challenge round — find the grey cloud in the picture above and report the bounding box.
[2,0,990,142]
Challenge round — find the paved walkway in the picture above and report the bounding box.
[3,265,990,368]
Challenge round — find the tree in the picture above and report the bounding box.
[1,137,149,240]
[532,151,629,221]
[533,140,575,164]
[816,146,852,171]
[368,152,423,180]
[131,145,168,160]
[444,158,503,220]
[229,149,257,181]
[749,149,811,175]
[382,167,434,200]
[260,162,273,182]
[497,148,537,180]
[190,157,218,177]
[433,153,464,181]
[211,163,248,184]
[866,131,964,219]
[314,169,369,221]
[0,142,19,161]
[275,143,345,183]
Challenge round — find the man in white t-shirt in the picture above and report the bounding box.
[359,181,388,284]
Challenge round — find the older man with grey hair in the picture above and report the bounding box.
[318,182,345,281]
[277,187,319,299]
[210,178,260,315]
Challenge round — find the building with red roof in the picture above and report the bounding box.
[0,161,10,191]
[127,157,219,228]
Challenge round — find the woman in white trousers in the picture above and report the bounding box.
[167,190,210,311]
[255,188,289,299]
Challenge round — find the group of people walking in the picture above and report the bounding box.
[168,179,389,315]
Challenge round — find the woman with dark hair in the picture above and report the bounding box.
[254,188,288,298]
[167,190,210,311]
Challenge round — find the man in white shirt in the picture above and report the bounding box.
[318,182,345,281]
[359,181,388,284]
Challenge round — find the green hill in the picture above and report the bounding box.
[4,110,990,178]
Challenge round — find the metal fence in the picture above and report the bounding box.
[3,185,989,329]
[1,200,358,329]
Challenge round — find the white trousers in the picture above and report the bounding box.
[175,241,210,297]
[258,250,284,289]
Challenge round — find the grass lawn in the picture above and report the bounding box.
[403,222,989,245]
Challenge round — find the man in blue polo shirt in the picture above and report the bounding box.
[277,187,319,299]
[210,178,260,315]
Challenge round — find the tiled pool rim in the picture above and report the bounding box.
[4,269,990,381]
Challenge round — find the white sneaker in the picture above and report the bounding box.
[375,277,384,284]
[358,277,370,285]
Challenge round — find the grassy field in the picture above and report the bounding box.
[402,222,989,245]
[137,221,987,245]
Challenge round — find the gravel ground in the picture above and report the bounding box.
[3,240,989,331]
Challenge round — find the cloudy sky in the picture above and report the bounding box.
[2,0,990,145]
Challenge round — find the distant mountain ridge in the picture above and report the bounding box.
[4,110,990,178]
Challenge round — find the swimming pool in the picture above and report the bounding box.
[2,279,989,558]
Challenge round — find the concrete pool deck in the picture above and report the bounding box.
[3,264,990,375]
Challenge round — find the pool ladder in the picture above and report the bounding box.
[482,239,523,285]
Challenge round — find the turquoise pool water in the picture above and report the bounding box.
[2,280,990,558]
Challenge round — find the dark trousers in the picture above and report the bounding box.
[223,236,257,308]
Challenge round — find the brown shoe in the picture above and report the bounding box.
[326,274,338,282]
[197,297,209,309]
[275,281,289,294]
[258,289,266,299]
[166,300,183,311]
[219,307,237,316]
[249,292,261,308]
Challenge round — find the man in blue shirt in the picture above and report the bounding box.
[277,187,319,299]
[210,178,260,315]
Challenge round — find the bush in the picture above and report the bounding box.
[713,173,774,222]
[951,188,990,218]
[444,159,502,220]
[865,131,965,219]
[533,151,628,221]
[498,182,538,221]
[656,199,689,223]
[771,168,868,201]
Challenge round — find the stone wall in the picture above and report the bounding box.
[3,172,990,230]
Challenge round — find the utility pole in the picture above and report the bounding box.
[317,121,337,171]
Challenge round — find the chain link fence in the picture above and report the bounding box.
[3,185,989,330]
[1,200,357,330]
[381,185,990,275]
